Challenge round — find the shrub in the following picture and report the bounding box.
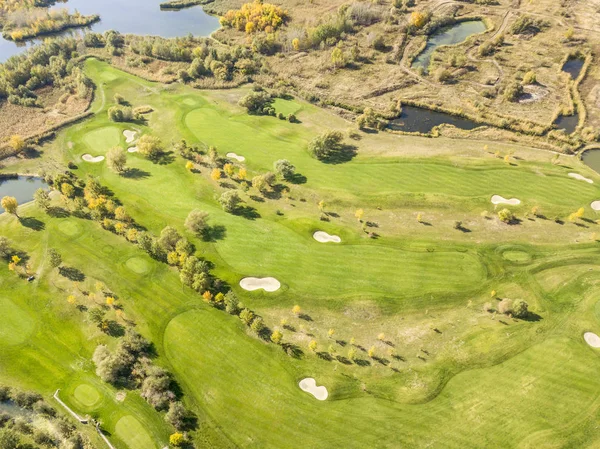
[219,190,242,213]
[274,159,295,180]
[503,82,523,102]
[308,130,345,161]
[512,299,529,318]
[522,70,536,84]
[239,91,273,114]
[108,105,133,122]
[498,208,516,224]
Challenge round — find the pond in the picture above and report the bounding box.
[554,112,579,135]
[412,20,487,73]
[0,0,220,62]
[562,58,584,80]
[0,176,48,213]
[388,105,481,133]
[582,150,600,174]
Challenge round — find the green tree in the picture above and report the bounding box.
[106,146,127,173]
[137,135,163,160]
[498,208,516,224]
[512,299,529,318]
[48,248,62,269]
[250,316,265,334]
[308,131,345,161]
[239,308,255,325]
[219,190,242,213]
[331,47,345,68]
[185,209,209,235]
[34,188,50,211]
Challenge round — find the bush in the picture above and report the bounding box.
[308,130,344,161]
[512,299,529,318]
[274,159,295,180]
[522,70,536,84]
[503,82,523,102]
[239,91,273,114]
[498,208,516,224]
[108,105,133,122]
[219,190,242,213]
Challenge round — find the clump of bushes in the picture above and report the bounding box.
[239,90,275,115]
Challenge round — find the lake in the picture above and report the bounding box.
[388,105,481,133]
[0,176,48,213]
[582,150,600,174]
[562,58,584,80]
[0,0,220,61]
[412,20,487,73]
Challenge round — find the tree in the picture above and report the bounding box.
[224,291,239,315]
[274,159,295,180]
[271,330,283,344]
[292,37,300,51]
[308,131,345,161]
[328,328,335,338]
[0,236,10,259]
[368,346,376,358]
[238,91,273,115]
[522,70,536,84]
[169,433,185,447]
[410,11,428,28]
[1,196,18,217]
[308,340,318,351]
[512,299,529,318]
[48,249,62,269]
[355,209,364,222]
[137,135,163,160]
[239,308,255,325]
[185,161,194,171]
[34,188,50,211]
[292,305,301,315]
[498,208,516,224]
[250,316,265,334]
[9,135,25,152]
[61,183,75,199]
[223,163,235,177]
[106,146,127,173]
[218,190,242,213]
[238,167,247,180]
[185,209,209,235]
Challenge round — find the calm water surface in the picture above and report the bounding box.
[0,176,48,213]
[388,105,480,133]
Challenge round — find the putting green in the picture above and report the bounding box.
[83,126,121,154]
[73,384,101,408]
[125,257,150,274]
[115,415,157,449]
[0,298,36,346]
[182,98,197,106]
[502,250,532,263]
[58,221,81,237]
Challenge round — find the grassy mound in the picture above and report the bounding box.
[73,384,101,408]
[125,256,151,274]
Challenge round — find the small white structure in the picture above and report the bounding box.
[239,277,280,292]
[568,173,594,184]
[313,231,341,243]
[82,154,105,163]
[226,152,245,162]
[491,195,521,206]
[584,332,600,348]
[299,378,328,401]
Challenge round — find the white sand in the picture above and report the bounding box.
[313,231,341,243]
[127,146,138,153]
[569,173,594,184]
[226,152,245,162]
[239,277,280,292]
[591,201,600,211]
[82,154,105,163]
[491,195,521,206]
[123,130,137,144]
[584,332,600,348]
[299,378,328,401]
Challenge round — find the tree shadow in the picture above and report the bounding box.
[299,313,312,321]
[354,358,371,367]
[335,339,347,347]
[249,195,265,203]
[316,351,334,361]
[47,207,70,218]
[321,144,358,164]
[59,266,85,282]
[19,216,45,231]
[234,206,260,220]
[287,173,307,184]
[123,168,151,180]
[201,225,227,242]
[282,343,303,358]
[104,320,125,337]
[336,355,352,365]
[151,151,175,165]
[520,312,543,322]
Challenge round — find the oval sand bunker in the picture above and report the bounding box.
[127,146,138,153]
[82,154,105,163]
[226,152,245,162]
[568,173,593,184]
[313,231,341,243]
[591,201,600,211]
[240,277,280,292]
[584,332,600,348]
[299,378,328,401]
[491,195,521,206]
[123,130,137,144]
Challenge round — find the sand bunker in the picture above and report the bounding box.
[239,277,280,292]
[226,152,245,162]
[127,146,138,153]
[592,201,600,211]
[313,231,341,243]
[569,173,593,184]
[299,378,328,401]
[584,332,600,348]
[123,130,137,144]
[82,154,105,163]
[491,195,521,206]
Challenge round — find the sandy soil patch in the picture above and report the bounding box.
[115,392,126,402]
[226,152,245,162]
[299,378,328,401]
[491,195,521,205]
[239,277,280,292]
[584,332,600,348]
[82,154,105,163]
[591,201,600,211]
[123,130,137,143]
[313,231,341,243]
[569,173,593,184]
[127,146,138,153]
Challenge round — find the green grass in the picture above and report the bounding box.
[2,58,600,449]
